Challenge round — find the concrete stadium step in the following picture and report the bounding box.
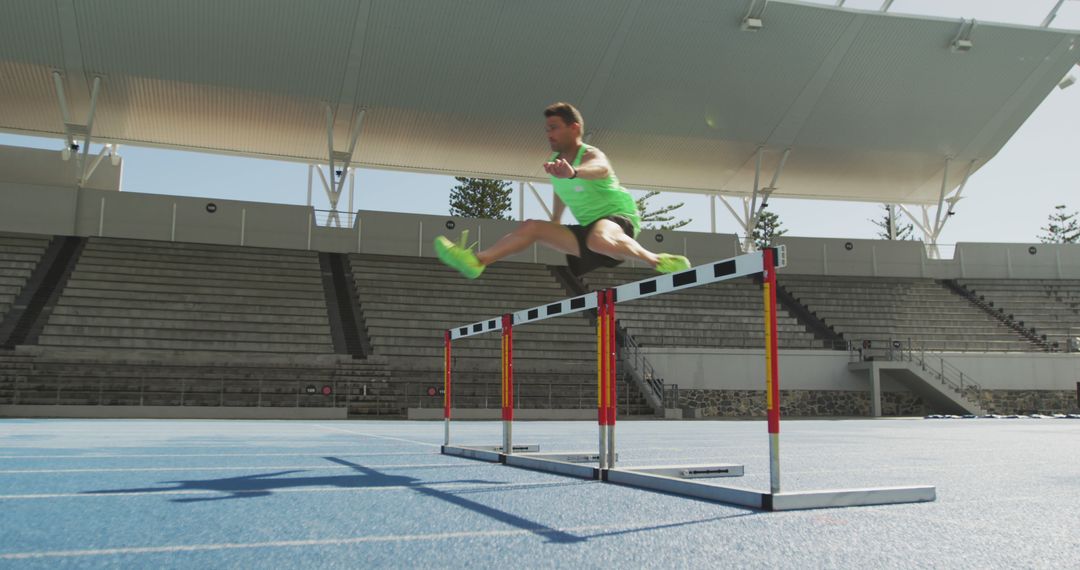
[62,278,326,300]
[76,252,322,277]
[88,237,317,260]
[618,321,811,335]
[70,267,323,289]
[46,315,330,333]
[354,280,566,300]
[51,305,329,325]
[54,297,327,317]
[355,262,562,282]
[59,287,327,308]
[40,324,332,343]
[36,335,335,353]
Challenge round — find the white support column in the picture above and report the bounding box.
[710,194,717,233]
[869,363,882,418]
[306,164,314,207]
[348,169,356,227]
[887,204,897,240]
[518,182,525,221]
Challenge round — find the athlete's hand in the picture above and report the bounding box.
[543,158,575,179]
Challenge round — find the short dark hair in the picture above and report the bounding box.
[544,102,584,132]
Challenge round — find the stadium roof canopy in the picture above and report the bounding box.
[2,0,1079,206]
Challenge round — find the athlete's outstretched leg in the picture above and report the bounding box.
[476,220,578,266]
[434,220,579,279]
[585,219,691,273]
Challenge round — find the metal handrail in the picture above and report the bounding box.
[617,331,665,409]
[313,209,357,229]
[850,337,984,404]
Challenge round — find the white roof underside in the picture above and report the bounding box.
[1,0,1078,204]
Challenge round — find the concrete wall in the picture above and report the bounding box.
[641,348,1080,393]
[0,144,121,192]
[0,405,346,420]
[0,183,1077,279]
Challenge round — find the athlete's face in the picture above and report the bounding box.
[545,116,580,152]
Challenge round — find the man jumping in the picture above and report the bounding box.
[434,102,691,279]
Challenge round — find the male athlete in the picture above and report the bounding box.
[434,102,691,279]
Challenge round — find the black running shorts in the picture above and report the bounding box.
[565,215,635,277]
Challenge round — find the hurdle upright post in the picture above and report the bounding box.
[596,290,608,470]
[762,248,782,494]
[501,313,514,454]
[443,329,452,446]
[606,288,617,468]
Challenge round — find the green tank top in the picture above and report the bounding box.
[550,144,641,237]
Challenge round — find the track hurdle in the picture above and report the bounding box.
[441,246,936,511]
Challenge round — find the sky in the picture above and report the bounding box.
[2,0,1079,251]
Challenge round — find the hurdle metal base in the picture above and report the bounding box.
[605,469,936,511]
[442,445,613,480]
[441,444,541,463]
[442,446,934,511]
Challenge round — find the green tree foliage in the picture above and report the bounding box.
[752,210,787,250]
[1038,204,1080,244]
[871,205,915,240]
[635,190,692,230]
[449,177,513,220]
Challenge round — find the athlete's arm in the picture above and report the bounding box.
[551,194,565,223]
[542,148,613,180]
[573,148,613,180]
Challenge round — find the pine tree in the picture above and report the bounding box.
[635,190,692,230]
[870,205,914,240]
[752,210,787,250]
[448,177,513,220]
[1038,204,1080,244]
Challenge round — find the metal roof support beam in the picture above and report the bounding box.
[315,163,342,228]
[333,109,366,197]
[325,105,336,192]
[880,0,894,13]
[1042,0,1068,28]
[899,158,977,259]
[741,147,787,252]
[931,157,951,236]
[526,182,553,219]
[51,72,74,154]
[76,76,102,187]
[82,143,114,184]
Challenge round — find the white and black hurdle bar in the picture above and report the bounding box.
[441,246,936,511]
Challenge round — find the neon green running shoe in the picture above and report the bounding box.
[655,253,691,274]
[434,230,485,279]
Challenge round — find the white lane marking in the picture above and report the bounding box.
[0,451,437,460]
[0,480,585,501]
[312,424,442,447]
[0,515,705,560]
[0,463,468,475]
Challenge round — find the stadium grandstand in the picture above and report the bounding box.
[1,0,1079,421]
[3,1,1080,566]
